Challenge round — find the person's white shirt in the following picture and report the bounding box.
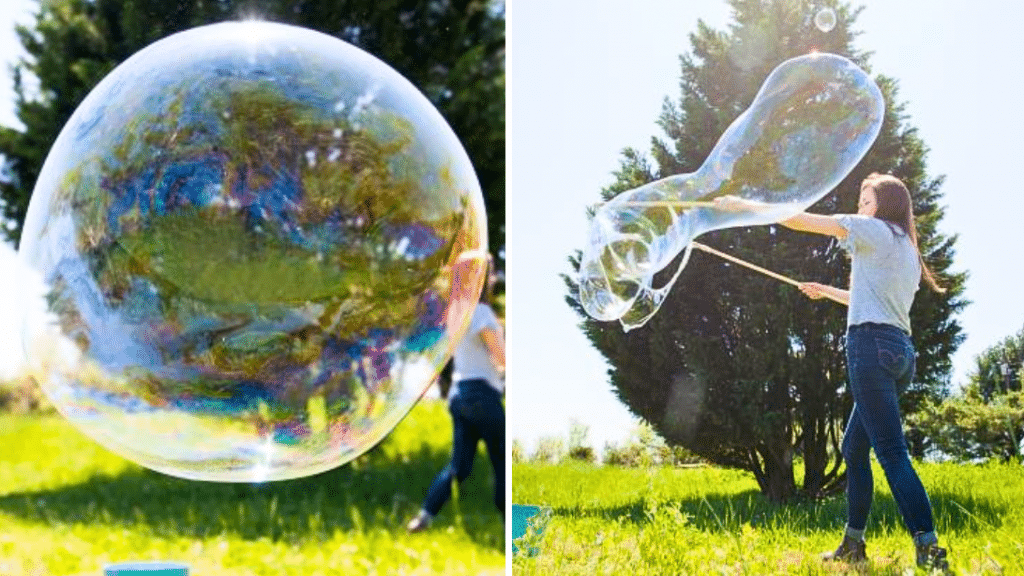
[450,303,504,396]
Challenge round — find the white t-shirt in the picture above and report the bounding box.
[450,303,504,396]
[836,214,920,334]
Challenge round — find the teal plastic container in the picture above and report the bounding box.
[511,503,545,556]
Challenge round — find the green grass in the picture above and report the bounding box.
[0,400,504,575]
[511,460,1024,575]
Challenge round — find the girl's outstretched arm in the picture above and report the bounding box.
[779,212,848,239]
[712,196,849,239]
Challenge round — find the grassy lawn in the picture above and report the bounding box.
[0,400,504,575]
[511,460,1024,575]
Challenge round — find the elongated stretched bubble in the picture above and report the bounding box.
[579,53,884,330]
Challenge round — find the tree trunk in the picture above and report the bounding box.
[760,442,796,504]
[906,425,927,459]
[802,417,826,496]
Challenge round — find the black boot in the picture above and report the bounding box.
[916,542,949,572]
[821,535,867,563]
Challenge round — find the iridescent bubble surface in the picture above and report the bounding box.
[815,8,837,33]
[579,52,883,331]
[19,21,488,481]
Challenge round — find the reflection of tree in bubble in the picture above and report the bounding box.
[71,94,428,379]
[720,79,868,198]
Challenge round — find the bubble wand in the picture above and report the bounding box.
[690,242,846,305]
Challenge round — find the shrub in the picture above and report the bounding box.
[0,378,53,414]
[602,441,646,467]
[511,439,526,464]
[531,436,565,464]
[567,445,595,463]
[567,421,595,463]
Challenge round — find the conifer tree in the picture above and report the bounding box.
[568,0,966,502]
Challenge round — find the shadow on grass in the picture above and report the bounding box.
[0,440,504,551]
[551,485,1010,537]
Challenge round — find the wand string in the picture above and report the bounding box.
[618,200,716,208]
[593,200,716,210]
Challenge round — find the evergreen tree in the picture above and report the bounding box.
[968,327,1024,402]
[909,388,1024,464]
[910,327,1024,463]
[0,0,504,268]
[567,0,966,503]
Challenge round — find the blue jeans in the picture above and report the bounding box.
[843,323,936,544]
[423,379,505,516]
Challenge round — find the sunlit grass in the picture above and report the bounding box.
[0,400,504,575]
[512,460,1024,575]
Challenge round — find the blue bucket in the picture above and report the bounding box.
[511,503,546,556]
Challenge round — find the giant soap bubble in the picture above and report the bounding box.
[18,21,488,481]
[578,53,883,330]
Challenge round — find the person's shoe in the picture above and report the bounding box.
[821,535,867,563]
[916,543,949,572]
[406,511,432,533]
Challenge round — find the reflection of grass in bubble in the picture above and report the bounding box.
[114,211,351,304]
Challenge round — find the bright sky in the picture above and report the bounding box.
[506,0,1024,453]
[3,1,1024,454]
[0,0,37,380]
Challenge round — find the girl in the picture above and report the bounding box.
[717,173,949,571]
[408,255,505,532]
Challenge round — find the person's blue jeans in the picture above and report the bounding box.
[843,323,937,546]
[423,379,505,516]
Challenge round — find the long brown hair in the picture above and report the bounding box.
[479,252,497,305]
[861,173,944,293]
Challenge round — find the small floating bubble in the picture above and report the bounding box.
[815,8,837,33]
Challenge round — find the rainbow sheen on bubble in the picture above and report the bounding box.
[18,21,488,482]
[578,53,883,331]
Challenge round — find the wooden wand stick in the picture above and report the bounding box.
[690,241,846,305]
